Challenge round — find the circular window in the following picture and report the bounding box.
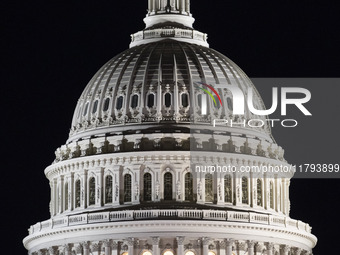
[163,251,174,255]
[143,251,152,255]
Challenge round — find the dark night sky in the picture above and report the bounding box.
[2,0,339,254]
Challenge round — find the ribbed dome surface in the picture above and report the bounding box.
[69,40,270,143]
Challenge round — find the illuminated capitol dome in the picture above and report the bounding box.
[24,1,317,255]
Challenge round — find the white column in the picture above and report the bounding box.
[152,237,160,255]
[225,239,234,255]
[111,241,118,255]
[185,0,190,12]
[219,240,226,255]
[91,242,101,255]
[266,243,274,255]
[281,245,291,255]
[177,237,185,255]
[247,241,255,255]
[63,244,72,255]
[113,166,120,205]
[103,240,111,255]
[132,165,140,204]
[127,238,135,255]
[202,238,210,255]
[83,242,89,255]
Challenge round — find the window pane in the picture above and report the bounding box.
[242,177,248,204]
[214,95,221,109]
[92,100,98,114]
[105,175,113,204]
[103,98,110,111]
[224,175,232,203]
[147,94,155,108]
[257,179,262,206]
[89,177,96,205]
[131,94,139,109]
[75,180,81,208]
[205,173,213,202]
[165,93,171,108]
[124,174,132,202]
[181,93,189,107]
[227,97,233,111]
[185,173,193,201]
[116,96,124,110]
[164,172,173,200]
[144,173,152,201]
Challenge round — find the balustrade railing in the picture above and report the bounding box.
[28,209,312,236]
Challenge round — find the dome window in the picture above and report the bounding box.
[105,175,113,204]
[116,96,124,110]
[64,182,68,211]
[83,103,89,116]
[131,94,139,109]
[124,174,132,203]
[103,98,110,112]
[197,94,202,108]
[185,172,193,201]
[75,180,81,208]
[242,177,248,204]
[181,93,189,107]
[164,93,172,108]
[164,172,173,200]
[147,93,155,108]
[205,173,213,202]
[224,175,232,203]
[227,97,233,111]
[143,173,152,202]
[214,95,221,109]
[89,177,96,205]
[92,100,98,114]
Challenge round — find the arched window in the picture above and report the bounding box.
[185,252,195,255]
[92,100,98,114]
[163,251,174,255]
[205,173,213,202]
[143,251,152,255]
[164,93,172,108]
[64,182,68,211]
[224,175,232,203]
[75,180,81,208]
[257,179,263,206]
[181,93,189,107]
[270,181,274,209]
[164,172,173,200]
[131,94,139,109]
[197,94,202,108]
[124,174,132,203]
[144,173,152,201]
[83,103,89,116]
[242,177,248,204]
[89,177,96,206]
[208,252,216,255]
[227,97,233,111]
[105,175,113,204]
[185,172,193,201]
[103,98,110,111]
[147,93,155,108]
[116,96,124,110]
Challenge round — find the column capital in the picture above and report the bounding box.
[236,241,246,251]
[91,242,101,252]
[74,244,83,254]
[280,245,290,253]
[224,239,234,247]
[255,243,263,253]
[152,236,160,245]
[63,244,72,253]
[294,248,302,255]
[266,242,274,252]
[201,237,210,246]
[111,241,119,249]
[176,236,185,245]
[127,237,136,246]
[247,240,255,249]
[82,242,89,249]
[48,247,57,255]
[103,239,111,248]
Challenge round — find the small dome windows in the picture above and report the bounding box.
[116,96,124,110]
[92,100,98,114]
[181,93,189,107]
[227,97,233,111]
[147,93,155,108]
[103,98,110,112]
[164,93,172,108]
[131,94,139,109]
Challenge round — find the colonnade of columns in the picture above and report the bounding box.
[31,237,311,255]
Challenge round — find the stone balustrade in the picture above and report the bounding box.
[28,209,312,236]
[54,133,285,164]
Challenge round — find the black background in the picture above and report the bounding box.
[2,0,339,254]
